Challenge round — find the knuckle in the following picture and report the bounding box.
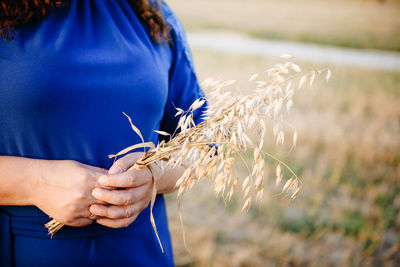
[67,203,79,213]
[76,173,90,184]
[76,190,87,200]
[123,193,133,205]
[83,173,93,183]
[127,172,136,186]
[124,207,133,218]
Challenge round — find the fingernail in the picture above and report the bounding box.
[92,188,101,199]
[98,176,107,185]
[109,165,122,175]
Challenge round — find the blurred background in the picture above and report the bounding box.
[164,0,400,266]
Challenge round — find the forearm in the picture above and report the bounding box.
[0,156,41,206]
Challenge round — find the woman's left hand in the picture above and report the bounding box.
[89,152,153,228]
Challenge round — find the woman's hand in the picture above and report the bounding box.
[89,152,154,228]
[33,160,107,227]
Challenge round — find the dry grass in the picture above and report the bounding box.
[166,50,400,266]
[115,57,329,248]
[167,0,400,51]
[46,55,329,253]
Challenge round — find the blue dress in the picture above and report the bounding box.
[0,1,205,266]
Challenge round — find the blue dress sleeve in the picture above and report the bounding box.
[158,2,207,138]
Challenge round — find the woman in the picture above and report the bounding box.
[0,0,205,265]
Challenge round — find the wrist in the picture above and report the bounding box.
[27,158,51,206]
[0,156,54,206]
[154,161,184,194]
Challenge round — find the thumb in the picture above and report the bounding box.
[108,152,144,174]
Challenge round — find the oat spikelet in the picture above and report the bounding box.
[276,164,282,186]
[299,75,307,88]
[293,131,298,148]
[326,69,332,83]
[310,72,317,87]
[280,54,295,59]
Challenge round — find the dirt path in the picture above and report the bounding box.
[187,31,400,72]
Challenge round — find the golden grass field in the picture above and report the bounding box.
[165,50,400,267]
[164,0,400,265]
[167,0,400,51]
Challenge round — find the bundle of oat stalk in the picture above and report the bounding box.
[46,55,331,251]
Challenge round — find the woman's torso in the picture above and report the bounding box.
[0,0,179,265]
[0,0,172,169]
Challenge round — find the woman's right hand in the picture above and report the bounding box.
[32,160,108,227]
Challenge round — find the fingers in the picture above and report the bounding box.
[86,152,154,230]
[92,185,151,206]
[92,198,109,205]
[97,168,152,188]
[80,209,100,221]
[89,202,145,220]
[96,216,138,228]
[109,153,144,174]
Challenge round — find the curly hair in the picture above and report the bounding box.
[0,0,170,43]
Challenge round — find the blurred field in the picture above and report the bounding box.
[165,50,400,266]
[164,0,400,265]
[167,0,400,51]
